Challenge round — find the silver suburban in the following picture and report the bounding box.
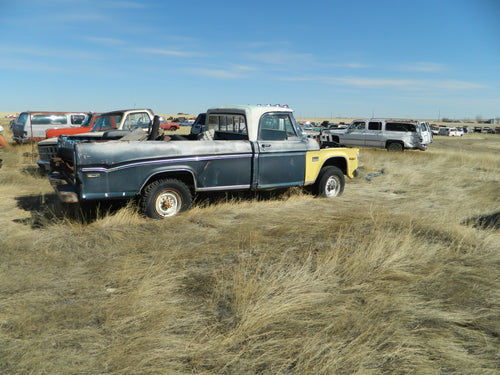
[12,111,86,143]
[320,119,432,151]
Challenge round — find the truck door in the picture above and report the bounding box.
[256,112,307,188]
[364,121,383,147]
[343,121,367,146]
[419,122,433,144]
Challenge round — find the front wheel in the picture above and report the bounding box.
[314,166,345,198]
[141,178,192,219]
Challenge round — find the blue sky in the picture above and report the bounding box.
[1,0,499,119]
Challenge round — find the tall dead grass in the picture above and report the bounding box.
[0,121,498,373]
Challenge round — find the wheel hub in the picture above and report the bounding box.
[156,191,180,217]
[325,176,340,197]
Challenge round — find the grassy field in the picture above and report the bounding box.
[0,115,499,374]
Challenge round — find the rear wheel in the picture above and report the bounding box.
[141,179,192,219]
[314,166,344,198]
[387,142,403,152]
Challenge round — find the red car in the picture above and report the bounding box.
[45,112,101,138]
[159,121,180,131]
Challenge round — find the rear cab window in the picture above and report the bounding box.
[123,112,151,130]
[208,114,248,140]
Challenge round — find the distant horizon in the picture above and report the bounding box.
[2,110,497,124]
[1,104,498,123]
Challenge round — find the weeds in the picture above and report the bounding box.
[0,121,499,373]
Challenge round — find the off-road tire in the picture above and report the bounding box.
[314,166,344,198]
[141,178,192,219]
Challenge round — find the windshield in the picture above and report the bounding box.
[291,115,304,137]
[91,114,123,131]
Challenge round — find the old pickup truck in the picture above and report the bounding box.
[48,105,359,219]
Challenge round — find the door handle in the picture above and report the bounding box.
[261,144,271,148]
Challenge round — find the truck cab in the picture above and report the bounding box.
[204,105,319,189]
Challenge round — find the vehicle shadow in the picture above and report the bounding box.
[14,188,306,227]
[14,193,68,228]
[14,193,129,227]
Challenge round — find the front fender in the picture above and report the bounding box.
[305,148,359,185]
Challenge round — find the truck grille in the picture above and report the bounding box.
[38,144,58,162]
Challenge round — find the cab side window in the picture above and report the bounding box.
[350,121,366,130]
[71,115,85,125]
[258,113,296,141]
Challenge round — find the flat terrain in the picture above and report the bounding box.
[0,117,498,374]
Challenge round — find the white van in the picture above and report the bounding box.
[321,119,433,151]
[12,111,86,143]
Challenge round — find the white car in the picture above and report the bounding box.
[438,127,463,136]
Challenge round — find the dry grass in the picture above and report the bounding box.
[0,116,499,374]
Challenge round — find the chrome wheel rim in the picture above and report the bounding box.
[325,176,340,197]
